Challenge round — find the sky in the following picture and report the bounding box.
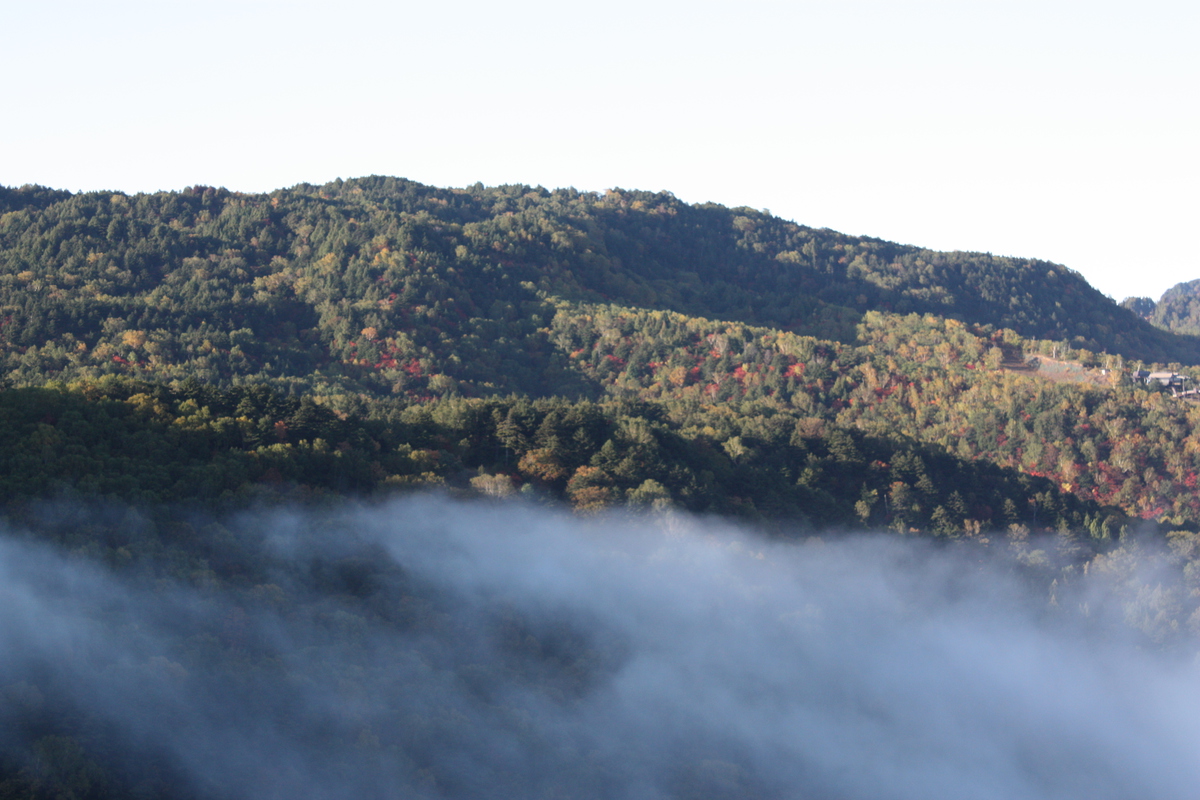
[3,0,1196,302]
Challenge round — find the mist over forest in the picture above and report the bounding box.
[4,177,1200,797]
[2,496,1200,800]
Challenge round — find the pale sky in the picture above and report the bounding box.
[4,0,1196,302]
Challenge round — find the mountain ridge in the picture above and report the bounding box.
[2,176,1195,385]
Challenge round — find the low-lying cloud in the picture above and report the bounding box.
[1,497,1198,799]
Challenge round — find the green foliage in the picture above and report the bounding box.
[1,172,1198,533]
[0,178,1192,403]
[0,377,1118,542]
[1146,279,1200,336]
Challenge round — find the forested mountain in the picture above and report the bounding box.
[4,177,1200,798]
[1123,279,1200,336]
[0,177,1188,527]
[4,175,1200,538]
[0,176,1194,400]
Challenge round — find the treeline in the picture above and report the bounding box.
[0,377,1114,541]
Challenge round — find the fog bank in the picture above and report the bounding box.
[1,498,1197,799]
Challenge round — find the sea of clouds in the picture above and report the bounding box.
[0,497,1197,799]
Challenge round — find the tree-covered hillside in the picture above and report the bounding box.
[3,176,1200,535]
[1123,279,1200,337]
[1,177,1194,404]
